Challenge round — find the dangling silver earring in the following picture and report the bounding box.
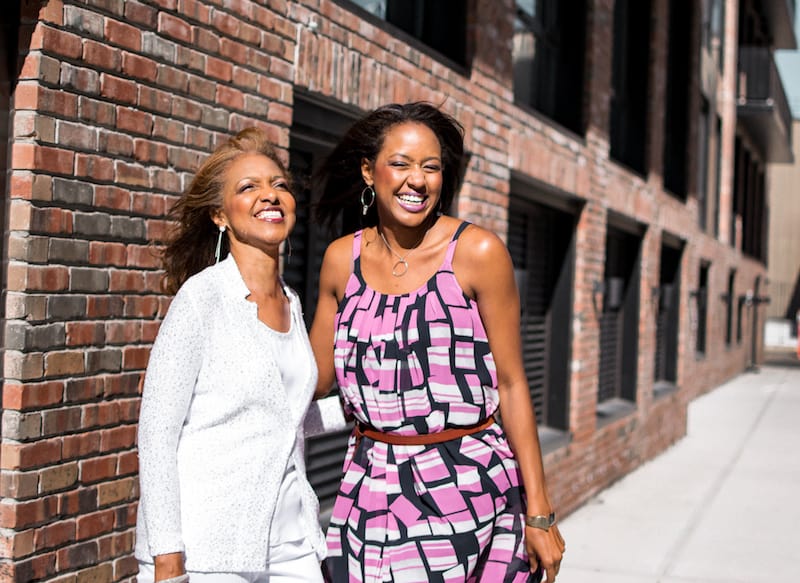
[215,225,226,264]
[360,185,376,216]
[286,237,292,265]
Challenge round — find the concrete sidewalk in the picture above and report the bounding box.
[556,365,800,583]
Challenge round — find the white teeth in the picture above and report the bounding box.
[399,194,424,204]
[255,209,282,219]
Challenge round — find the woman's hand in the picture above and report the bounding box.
[154,552,186,582]
[525,523,565,581]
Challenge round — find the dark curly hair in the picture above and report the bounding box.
[161,127,291,294]
[313,102,465,232]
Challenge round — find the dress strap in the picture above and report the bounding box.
[352,229,364,259]
[443,221,471,268]
[351,229,364,279]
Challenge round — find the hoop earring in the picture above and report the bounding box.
[215,225,226,264]
[360,185,376,216]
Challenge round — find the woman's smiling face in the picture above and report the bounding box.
[214,152,296,253]
[362,121,443,227]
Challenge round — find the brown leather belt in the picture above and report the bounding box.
[354,416,495,447]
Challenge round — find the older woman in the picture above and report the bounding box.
[135,128,329,583]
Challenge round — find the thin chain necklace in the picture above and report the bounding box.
[378,227,426,277]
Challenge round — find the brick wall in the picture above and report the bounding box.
[1,0,770,580]
[2,0,296,579]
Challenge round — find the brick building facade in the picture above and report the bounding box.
[0,0,794,580]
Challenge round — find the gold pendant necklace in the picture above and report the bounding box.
[378,228,425,277]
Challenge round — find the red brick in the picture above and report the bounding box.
[138,85,173,114]
[12,144,74,175]
[105,321,143,345]
[0,471,39,499]
[150,168,182,192]
[155,64,190,92]
[38,26,82,59]
[82,39,121,70]
[26,265,69,292]
[114,161,150,188]
[117,451,139,476]
[79,456,116,487]
[216,84,245,111]
[62,433,101,460]
[97,477,135,507]
[64,378,104,403]
[122,52,157,81]
[82,402,120,428]
[133,140,168,165]
[78,96,116,126]
[108,270,146,293]
[89,241,128,266]
[2,381,64,410]
[116,107,153,135]
[31,207,74,235]
[34,520,76,551]
[104,19,142,51]
[98,132,134,158]
[121,346,150,370]
[86,296,125,318]
[124,1,157,27]
[100,74,137,105]
[103,373,141,398]
[1,439,62,471]
[65,322,105,347]
[43,350,85,377]
[158,11,193,43]
[56,539,99,571]
[99,427,136,454]
[205,55,233,82]
[74,154,115,182]
[76,509,115,541]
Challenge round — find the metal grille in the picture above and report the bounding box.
[654,309,669,381]
[598,311,621,402]
[508,201,554,426]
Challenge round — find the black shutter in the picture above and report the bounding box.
[289,95,360,523]
[508,202,554,426]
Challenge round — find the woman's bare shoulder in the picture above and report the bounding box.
[456,222,510,263]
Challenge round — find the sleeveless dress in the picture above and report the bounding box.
[324,222,540,583]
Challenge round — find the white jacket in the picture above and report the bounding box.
[135,255,337,572]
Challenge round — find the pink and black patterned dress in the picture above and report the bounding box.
[324,222,539,583]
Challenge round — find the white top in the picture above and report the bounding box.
[134,255,346,572]
[270,327,305,545]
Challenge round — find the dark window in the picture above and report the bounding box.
[736,291,745,344]
[663,0,692,198]
[695,261,710,356]
[598,223,642,405]
[512,0,586,134]
[289,95,359,524]
[702,0,725,71]
[725,269,736,346]
[712,116,722,238]
[610,0,652,174]
[697,98,710,229]
[344,0,467,66]
[507,194,575,430]
[732,136,746,247]
[654,241,682,387]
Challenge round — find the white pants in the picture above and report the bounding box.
[137,539,324,583]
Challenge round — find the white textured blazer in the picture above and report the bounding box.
[135,255,345,572]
